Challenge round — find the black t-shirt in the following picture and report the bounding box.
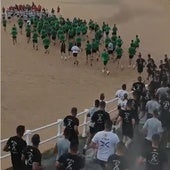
[58,153,85,170]
[119,109,134,129]
[91,110,110,132]
[147,63,157,72]
[107,154,128,170]
[128,98,139,121]
[7,136,27,167]
[132,82,145,96]
[142,147,168,170]
[22,145,42,170]
[64,115,79,131]
[136,58,146,69]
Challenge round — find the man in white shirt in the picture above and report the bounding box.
[71,44,80,65]
[115,84,128,109]
[91,119,119,169]
[142,109,163,151]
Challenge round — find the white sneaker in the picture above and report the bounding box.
[102,69,105,73]
[106,70,110,75]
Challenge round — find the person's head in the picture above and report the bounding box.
[87,40,89,43]
[138,52,141,58]
[122,84,126,90]
[71,107,77,117]
[152,134,161,146]
[31,134,40,146]
[16,125,25,137]
[104,119,113,131]
[94,99,100,107]
[153,109,159,118]
[136,35,138,38]
[70,142,78,153]
[138,76,142,82]
[100,93,105,101]
[116,141,127,155]
[148,54,151,59]
[99,101,106,110]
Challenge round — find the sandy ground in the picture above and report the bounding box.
[1,0,170,168]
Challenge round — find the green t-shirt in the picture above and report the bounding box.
[58,34,65,41]
[101,51,109,61]
[112,26,118,34]
[76,37,81,44]
[86,43,92,52]
[128,46,136,56]
[32,32,38,41]
[18,18,23,27]
[134,37,140,47]
[11,29,17,37]
[116,47,123,56]
[116,37,123,46]
[43,37,50,46]
[26,26,31,34]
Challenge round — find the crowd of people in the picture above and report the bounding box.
[4,74,170,169]
[2,2,170,170]
[2,2,143,75]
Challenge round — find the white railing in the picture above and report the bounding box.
[0,96,120,160]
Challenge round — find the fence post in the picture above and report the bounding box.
[82,109,89,138]
[57,119,63,137]
[24,130,32,145]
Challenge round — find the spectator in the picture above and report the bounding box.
[3,125,27,170]
[91,119,119,169]
[63,107,79,144]
[22,134,42,170]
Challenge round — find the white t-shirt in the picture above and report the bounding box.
[145,100,160,114]
[92,130,119,161]
[120,99,128,110]
[108,42,113,51]
[143,117,163,141]
[71,45,80,54]
[115,89,128,105]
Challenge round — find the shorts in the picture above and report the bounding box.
[122,127,133,139]
[95,159,106,168]
[3,24,6,27]
[92,49,97,53]
[77,42,81,48]
[61,49,66,53]
[116,55,121,59]
[44,45,49,49]
[19,25,22,29]
[108,50,113,54]
[68,48,72,52]
[8,17,11,19]
[52,36,56,40]
[73,53,78,57]
[103,60,108,66]
[129,55,134,59]
[86,50,91,56]
[33,39,38,43]
[137,67,143,73]
[26,33,31,37]
[12,36,17,39]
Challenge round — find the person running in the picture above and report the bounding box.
[17,17,23,34]
[107,41,114,60]
[43,36,50,54]
[11,24,18,45]
[116,100,135,148]
[85,40,92,65]
[22,134,42,170]
[147,59,157,80]
[56,142,85,170]
[71,43,80,65]
[101,49,110,75]
[53,128,70,162]
[138,134,168,170]
[91,119,119,169]
[32,30,39,50]
[134,35,140,49]
[142,109,163,152]
[106,141,129,170]
[63,107,79,144]
[135,53,146,75]
[2,18,7,31]
[115,46,123,69]
[91,101,110,134]
[60,41,66,60]
[25,24,31,43]
[128,44,136,67]
[3,125,27,170]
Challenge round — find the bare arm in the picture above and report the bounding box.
[53,143,58,154]
[3,144,9,152]
[32,162,43,170]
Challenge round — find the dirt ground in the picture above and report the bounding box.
[1,0,170,168]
